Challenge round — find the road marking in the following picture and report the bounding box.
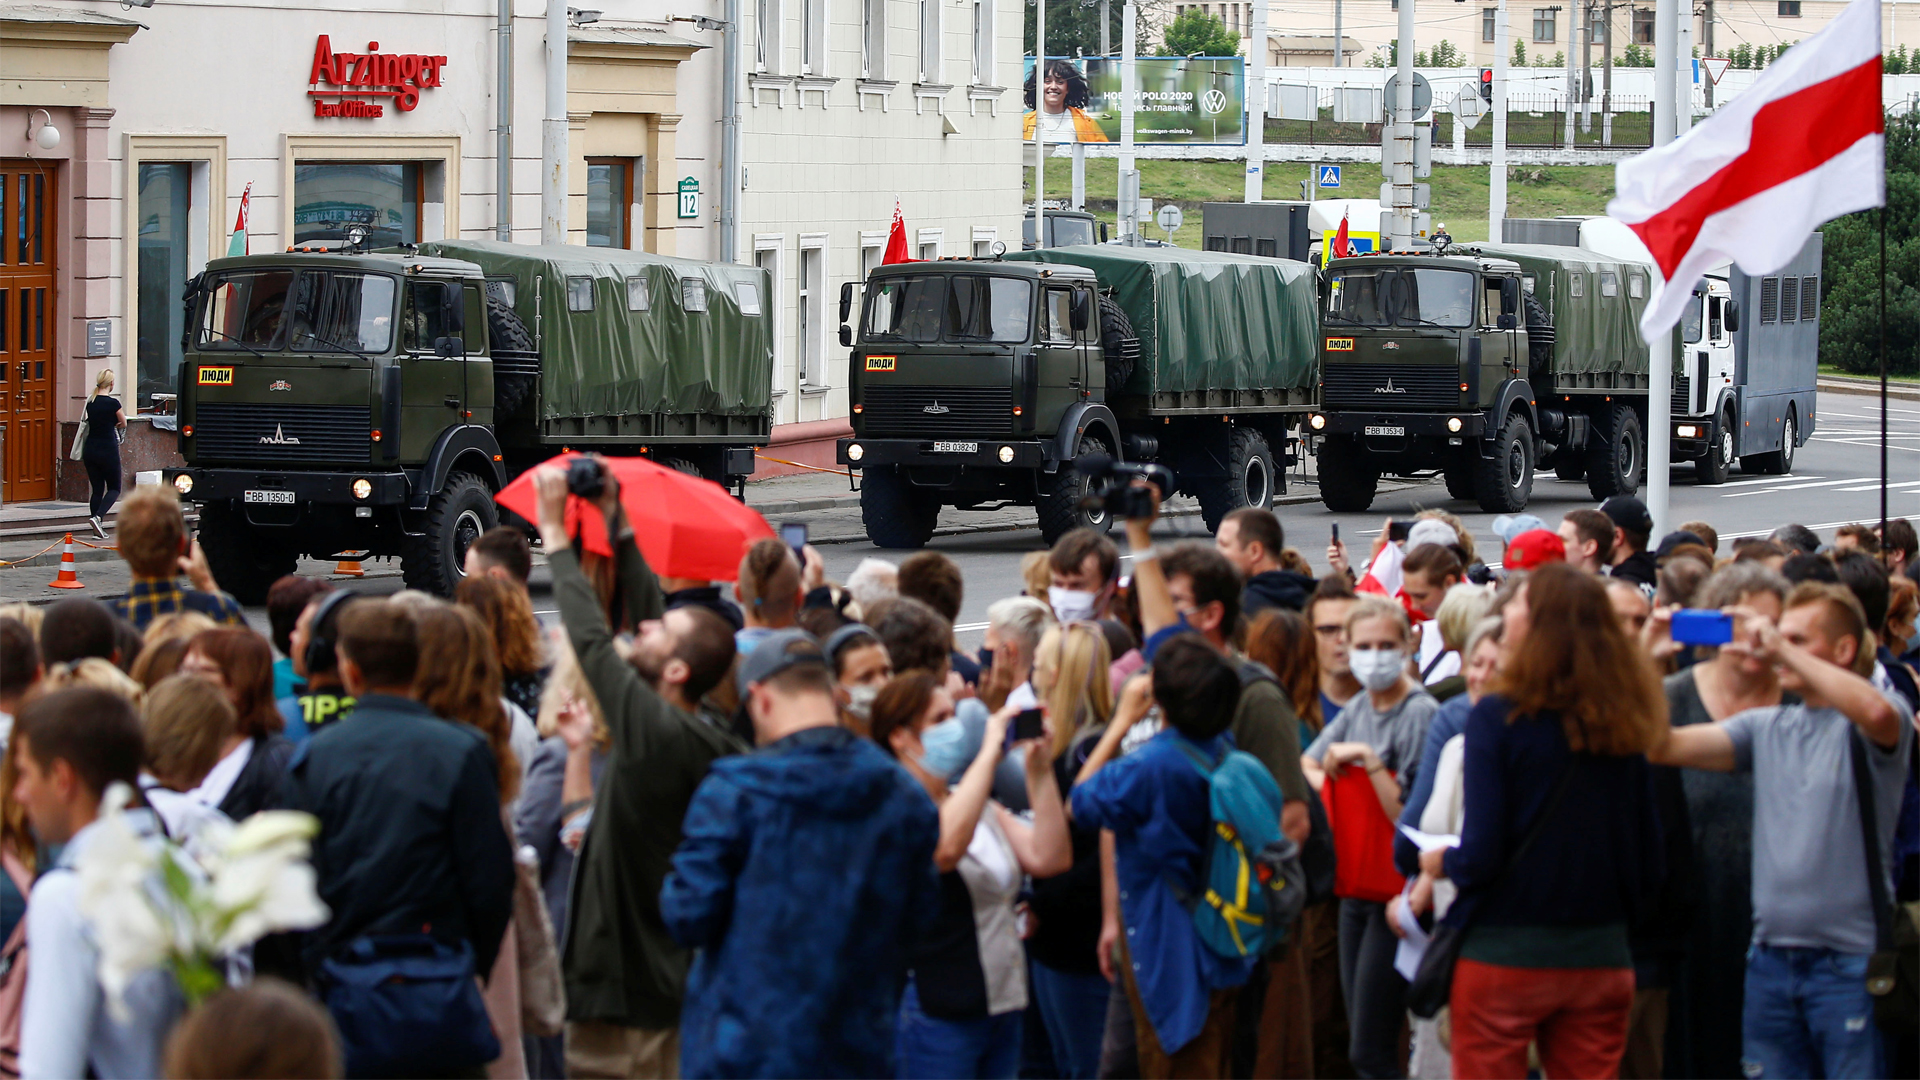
[957,620,989,632]
[1832,480,1920,492]
[1721,477,1887,497]
[1715,474,1825,488]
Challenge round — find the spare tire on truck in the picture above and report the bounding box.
[1523,293,1555,373]
[1096,294,1140,398]
[486,289,539,418]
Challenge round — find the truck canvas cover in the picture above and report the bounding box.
[1003,246,1319,396]
[416,240,772,421]
[1474,243,1653,384]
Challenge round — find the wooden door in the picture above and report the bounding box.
[0,164,55,502]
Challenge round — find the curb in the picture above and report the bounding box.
[1819,376,1920,402]
[749,495,861,516]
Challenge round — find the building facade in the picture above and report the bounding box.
[0,0,1021,503]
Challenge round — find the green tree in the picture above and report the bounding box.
[1025,0,1134,59]
[1820,111,1920,376]
[1535,49,1565,67]
[1156,9,1241,56]
[1619,42,1652,66]
[1513,39,1528,66]
[1424,39,1466,66]
[1888,44,1911,75]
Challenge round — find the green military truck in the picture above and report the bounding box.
[1311,243,1659,514]
[163,238,772,601]
[833,246,1320,547]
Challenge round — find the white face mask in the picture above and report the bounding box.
[1349,647,1407,692]
[1049,586,1099,623]
[844,682,880,722]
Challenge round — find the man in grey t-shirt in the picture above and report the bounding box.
[1653,583,1913,1080]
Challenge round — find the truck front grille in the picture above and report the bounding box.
[861,385,1013,437]
[1671,374,1693,415]
[1323,365,1460,411]
[193,403,372,464]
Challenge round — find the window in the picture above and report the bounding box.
[947,276,1033,341]
[198,269,296,349]
[566,276,595,312]
[802,0,827,72]
[1569,272,1584,297]
[1800,275,1819,321]
[1588,7,1608,43]
[863,0,887,78]
[1483,8,1498,41]
[1629,274,1646,298]
[1632,8,1654,43]
[136,162,200,401]
[736,280,764,316]
[586,159,636,249]
[1532,8,1557,43]
[682,276,709,312]
[1779,276,1799,323]
[626,275,651,311]
[918,0,940,81]
[1682,293,1704,343]
[404,281,464,353]
[1779,0,1801,14]
[1042,288,1075,343]
[861,232,886,278]
[1760,277,1779,323]
[797,244,823,384]
[972,0,994,84]
[293,162,421,247]
[1323,268,1476,327]
[756,0,783,71]
[1599,271,1618,297]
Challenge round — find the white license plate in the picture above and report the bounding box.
[932,441,979,454]
[1364,425,1407,437]
[244,489,296,505]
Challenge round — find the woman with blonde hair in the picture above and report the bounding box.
[1417,563,1667,1079]
[78,367,126,539]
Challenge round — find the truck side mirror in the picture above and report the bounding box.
[839,281,855,325]
[839,325,853,347]
[1723,299,1740,332]
[1100,222,1110,244]
[434,335,465,358]
[1500,278,1520,316]
[1070,290,1092,332]
[1496,313,1517,330]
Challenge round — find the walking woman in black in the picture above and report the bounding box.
[79,369,125,538]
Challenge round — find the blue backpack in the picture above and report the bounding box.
[1166,739,1308,960]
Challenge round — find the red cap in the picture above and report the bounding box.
[1504,529,1566,571]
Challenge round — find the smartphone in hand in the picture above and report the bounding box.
[1007,708,1045,747]
[1670,609,1735,647]
[1387,520,1414,543]
[780,521,808,563]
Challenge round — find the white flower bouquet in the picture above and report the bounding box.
[73,784,331,1013]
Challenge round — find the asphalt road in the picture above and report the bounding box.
[9,392,1914,651]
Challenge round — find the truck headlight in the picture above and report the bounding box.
[998,445,1015,463]
[173,473,194,495]
[1309,414,1326,430]
[1676,425,1700,438]
[847,443,864,462]
[1447,417,1463,433]
[352,478,373,500]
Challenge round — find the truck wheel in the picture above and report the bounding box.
[403,472,499,596]
[487,292,539,417]
[1744,408,1798,476]
[1039,435,1115,544]
[194,503,297,606]
[1473,415,1536,513]
[861,466,941,549]
[1695,410,1735,485]
[1097,296,1140,398]
[1316,437,1379,513]
[1585,403,1644,499]
[1195,427,1277,533]
[1442,460,1476,501]
[1523,294,1555,373]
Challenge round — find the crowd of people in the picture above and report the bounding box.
[0,469,1915,1080]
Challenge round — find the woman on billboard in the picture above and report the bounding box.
[1022,59,1109,142]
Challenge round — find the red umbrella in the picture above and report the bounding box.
[495,453,775,582]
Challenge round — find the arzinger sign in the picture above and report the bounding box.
[307,35,450,118]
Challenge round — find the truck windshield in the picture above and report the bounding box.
[198,269,397,354]
[1681,293,1704,344]
[1325,267,1476,328]
[865,275,1033,343]
[1021,216,1096,248]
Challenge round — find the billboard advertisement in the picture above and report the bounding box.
[1023,56,1245,146]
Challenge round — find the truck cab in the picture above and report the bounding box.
[835,259,1119,547]
[1310,251,1536,512]
[1022,210,1106,249]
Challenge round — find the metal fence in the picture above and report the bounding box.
[1261,91,1658,149]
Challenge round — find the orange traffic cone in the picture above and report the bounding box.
[48,534,84,589]
[334,557,365,578]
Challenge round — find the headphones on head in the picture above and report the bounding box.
[304,590,362,677]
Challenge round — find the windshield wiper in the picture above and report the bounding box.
[295,331,377,363]
[1397,315,1451,329]
[198,326,270,359]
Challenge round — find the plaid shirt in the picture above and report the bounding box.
[111,576,246,632]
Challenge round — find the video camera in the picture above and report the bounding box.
[1074,453,1175,521]
[566,456,608,500]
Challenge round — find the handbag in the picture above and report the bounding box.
[1848,728,1919,1041]
[68,420,87,461]
[1322,766,1405,904]
[513,849,566,1036]
[1406,758,1578,1020]
[317,934,501,1079]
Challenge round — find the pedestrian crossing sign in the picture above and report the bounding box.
[1318,166,1342,188]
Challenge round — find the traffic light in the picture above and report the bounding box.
[1480,68,1494,102]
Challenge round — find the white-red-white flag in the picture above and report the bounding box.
[1607,0,1883,341]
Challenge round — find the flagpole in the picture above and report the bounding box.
[1035,3,1047,250]
[1880,204,1889,561]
